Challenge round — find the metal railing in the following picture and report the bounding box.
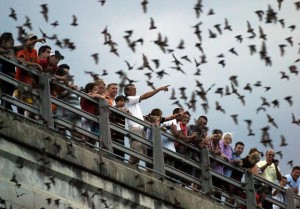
[1,54,299,209]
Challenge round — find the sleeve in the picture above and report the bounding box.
[126,95,141,105]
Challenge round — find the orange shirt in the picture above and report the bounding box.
[15,48,38,86]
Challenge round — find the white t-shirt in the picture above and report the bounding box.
[125,95,144,127]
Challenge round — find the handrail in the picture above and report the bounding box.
[1,54,299,209]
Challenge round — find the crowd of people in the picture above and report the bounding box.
[1,32,300,209]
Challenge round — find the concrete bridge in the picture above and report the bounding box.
[0,54,299,209]
[0,109,228,209]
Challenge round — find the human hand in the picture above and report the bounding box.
[159,85,170,92]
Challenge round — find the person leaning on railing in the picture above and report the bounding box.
[0,32,45,111]
[14,33,45,118]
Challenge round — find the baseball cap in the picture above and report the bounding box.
[50,50,64,60]
[26,33,37,40]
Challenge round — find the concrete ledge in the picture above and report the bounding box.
[0,110,229,209]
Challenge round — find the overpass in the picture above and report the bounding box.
[0,54,299,209]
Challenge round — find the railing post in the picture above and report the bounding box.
[200,148,213,194]
[39,72,54,128]
[152,125,165,174]
[286,188,295,209]
[244,171,256,209]
[98,99,112,151]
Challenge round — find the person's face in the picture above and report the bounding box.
[223,134,232,145]
[181,115,190,125]
[91,86,98,94]
[116,99,125,108]
[249,153,260,166]
[27,38,36,49]
[107,85,118,97]
[50,56,60,65]
[126,85,136,96]
[280,178,288,187]
[97,84,106,94]
[41,48,51,58]
[212,133,222,142]
[266,150,275,162]
[2,38,14,48]
[235,144,244,155]
[291,169,300,179]
[198,117,207,129]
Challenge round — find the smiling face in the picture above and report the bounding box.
[222,133,232,146]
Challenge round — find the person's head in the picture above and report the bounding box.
[211,129,223,143]
[181,111,191,125]
[248,147,260,155]
[265,149,275,163]
[55,64,70,76]
[197,115,208,129]
[0,32,14,48]
[84,82,98,94]
[173,107,184,114]
[49,50,64,66]
[248,152,260,166]
[234,141,245,156]
[25,33,38,49]
[115,95,127,108]
[150,108,163,117]
[124,84,136,96]
[106,83,118,98]
[291,166,300,180]
[149,115,160,125]
[279,176,288,187]
[94,79,106,95]
[221,132,233,146]
[38,45,51,57]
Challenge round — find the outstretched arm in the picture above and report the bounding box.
[140,85,169,101]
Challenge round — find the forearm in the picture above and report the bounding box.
[140,88,161,100]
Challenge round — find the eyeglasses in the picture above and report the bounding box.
[268,154,275,156]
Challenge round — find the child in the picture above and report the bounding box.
[110,95,130,159]
[145,115,161,170]
[272,176,287,209]
[80,82,106,137]
[256,185,270,209]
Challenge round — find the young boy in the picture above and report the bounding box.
[109,95,130,159]
[272,176,288,209]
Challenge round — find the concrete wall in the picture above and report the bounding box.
[0,110,229,209]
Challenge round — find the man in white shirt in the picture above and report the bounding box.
[124,83,169,164]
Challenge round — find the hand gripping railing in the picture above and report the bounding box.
[1,54,299,209]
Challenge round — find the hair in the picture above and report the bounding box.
[124,83,135,96]
[172,107,183,114]
[149,115,160,124]
[235,141,245,148]
[150,108,162,117]
[280,176,287,181]
[0,32,13,45]
[84,82,96,93]
[198,115,208,122]
[59,64,70,70]
[212,129,222,135]
[115,95,126,102]
[38,45,51,55]
[185,111,191,116]
[248,147,259,155]
[222,132,233,141]
[95,79,106,87]
[106,83,118,90]
[292,166,300,172]
[55,64,70,76]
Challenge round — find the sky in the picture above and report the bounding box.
[1,0,300,176]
